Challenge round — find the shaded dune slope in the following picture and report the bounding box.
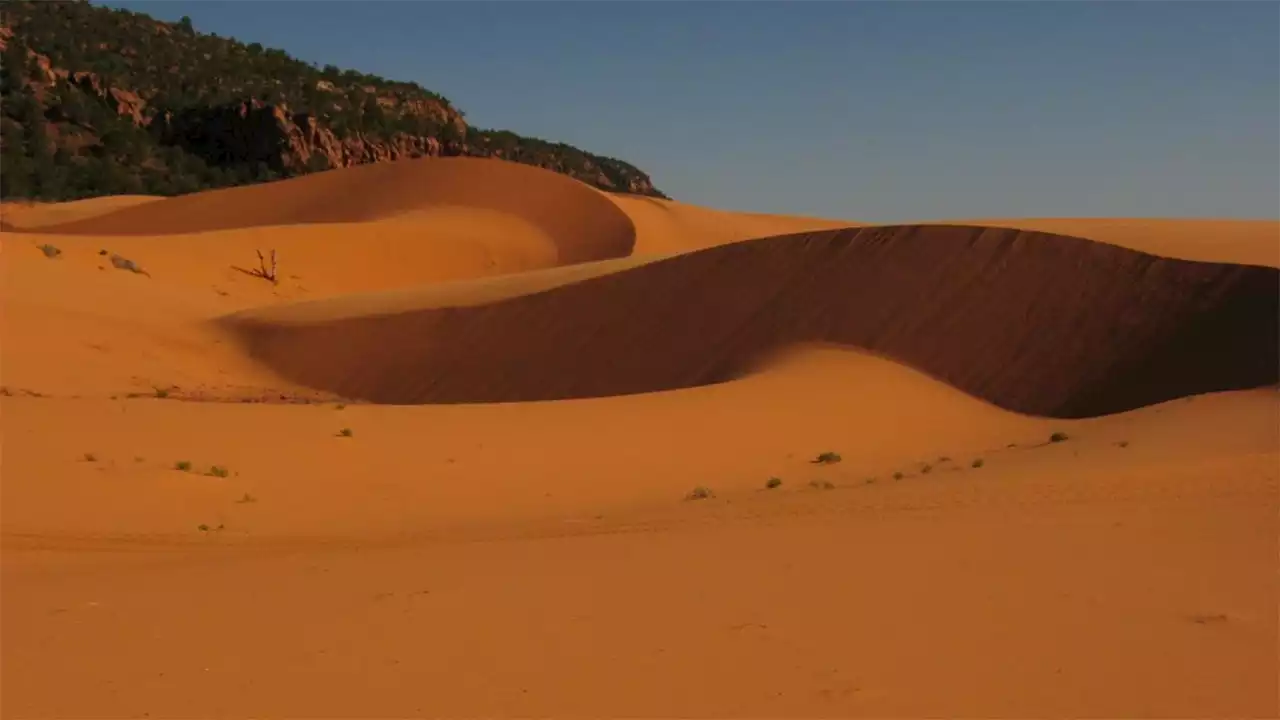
[223,224,1278,418]
[26,158,638,266]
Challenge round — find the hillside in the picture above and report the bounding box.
[0,0,665,201]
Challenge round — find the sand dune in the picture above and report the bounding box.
[610,193,857,254]
[950,217,1280,267]
[4,157,1278,718]
[0,194,162,230]
[24,157,639,267]
[223,224,1278,417]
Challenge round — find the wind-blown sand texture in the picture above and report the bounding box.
[3,157,1277,718]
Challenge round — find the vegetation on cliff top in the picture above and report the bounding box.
[0,0,666,201]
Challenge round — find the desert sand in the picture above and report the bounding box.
[2,156,1277,718]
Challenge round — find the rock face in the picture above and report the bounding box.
[0,0,666,200]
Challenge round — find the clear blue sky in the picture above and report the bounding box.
[100,1,1278,222]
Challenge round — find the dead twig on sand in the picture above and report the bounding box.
[251,249,278,284]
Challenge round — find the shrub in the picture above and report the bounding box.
[812,451,842,465]
[38,244,62,258]
[921,463,933,474]
[338,427,353,437]
[207,465,229,478]
[82,452,97,462]
[1049,431,1069,443]
[765,477,782,489]
[175,460,192,472]
[109,253,147,275]
[892,471,904,481]
[971,458,985,469]
[686,486,714,500]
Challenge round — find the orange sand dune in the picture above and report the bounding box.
[4,160,1279,717]
[0,194,162,230]
[952,217,1280,266]
[24,157,639,266]
[3,348,1275,716]
[610,193,857,253]
[224,224,1279,417]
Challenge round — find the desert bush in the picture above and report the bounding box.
[812,451,842,465]
[37,243,61,258]
[686,486,715,500]
[174,460,192,472]
[971,458,985,469]
[765,477,782,489]
[1049,431,1069,443]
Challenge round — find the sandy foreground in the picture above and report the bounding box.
[2,157,1277,718]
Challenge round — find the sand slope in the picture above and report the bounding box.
[3,364,1276,716]
[224,224,1279,417]
[23,157,639,266]
[0,194,163,230]
[3,158,1278,718]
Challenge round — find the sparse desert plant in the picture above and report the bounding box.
[82,452,97,462]
[154,388,170,399]
[765,477,782,489]
[1049,431,1069,443]
[98,249,108,256]
[971,458,985,469]
[938,456,952,463]
[686,486,715,500]
[207,466,230,478]
[37,243,61,258]
[175,460,193,472]
[812,451,842,465]
[335,403,346,410]
[110,253,149,276]
[921,463,933,474]
[808,479,835,490]
[338,427,353,437]
[251,249,278,284]
[892,471,904,481]
[197,524,210,532]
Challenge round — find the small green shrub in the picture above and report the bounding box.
[175,460,192,472]
[335,403,346,410]
[686,486,715,500]
[338,427,353,437]
[892,471,904,481]
[1049,431,1069,443]
[207,466,229,478]
[765,477,782,489]
[154,388,170,399]
[971,458,985,469]
[921,464,933,475]
[812,451,842,465]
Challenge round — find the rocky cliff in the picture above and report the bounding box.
[0,0,665,200]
